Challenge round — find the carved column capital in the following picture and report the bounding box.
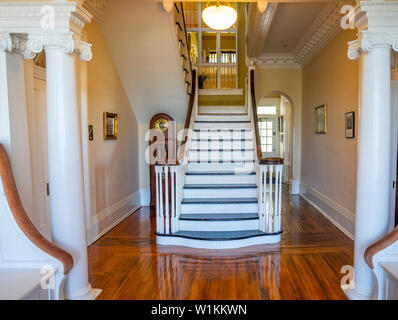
[0,32,37,60]
[348,31,398,60]
[347,1,398,60]
[27,32,92,62]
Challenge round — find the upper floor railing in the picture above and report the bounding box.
[173,2,193,99]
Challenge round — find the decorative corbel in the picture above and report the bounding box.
[163,0,174,13]
[347,39,361,60]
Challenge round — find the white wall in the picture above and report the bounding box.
[101,1,187,124]
[84,21,141,243]
[300,30,359,238]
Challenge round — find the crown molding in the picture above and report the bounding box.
[247,2,278,58]
[293,1,356,66]
[251,54,301,69]
[83,0,109,22]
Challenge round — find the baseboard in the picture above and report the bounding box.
[140,188,150,206]
[300,182,355,240]
[290,179,300,195]
[87,191,141,245]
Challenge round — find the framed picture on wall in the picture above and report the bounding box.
[315,104,327,134]
[345,111,355,139]
[103,112,118,140]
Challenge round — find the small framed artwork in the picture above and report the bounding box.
[315,104,327,134]
[103,112,118,140]
[345,111,355,139]
[88,125,94,141]
[278,116,284,132]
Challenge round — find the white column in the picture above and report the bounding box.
[26,33,98,299]
[344,1,398,300]
[355,45,391,299]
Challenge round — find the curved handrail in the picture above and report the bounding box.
[0,144,73,275]
[365,225,398,269]
[249,69,284,166]
[178,69,196,162]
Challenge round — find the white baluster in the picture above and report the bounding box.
[159,166,164,233]
[278,166,283,232]
[274,165,279,233]
[171,166,176,233]
[269,165,274,233]
[176,165,181,232]
[262,166,266,232]
[164,166,169,234]
[155,166,160,233]
[257,166,264,231]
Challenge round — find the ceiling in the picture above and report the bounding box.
[246,0,346,67]
[262,2,327,54]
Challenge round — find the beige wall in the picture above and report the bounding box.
[85,21,140,214]
[301,30,359,213]
[254,67,302,186]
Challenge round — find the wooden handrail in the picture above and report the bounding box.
[365,225,398,269]
[178,68,196,162]
[0,144,73,275]
[250,69,284,166]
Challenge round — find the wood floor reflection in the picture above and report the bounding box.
[87,192,353,299]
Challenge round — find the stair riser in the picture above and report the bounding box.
[188,163,255,172]
[198,105,248,114]
[192,130,253,140]
[196,115,250,122]
[179,219,259,231]
[194,122,251,130]
[156,234,281,249]
[183,188,257,199]
[190,140,254,150]
[185,175,256,184]
[181,203,258,214]
[189,151,254,162]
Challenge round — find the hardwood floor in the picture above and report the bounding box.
[87,191,354,300]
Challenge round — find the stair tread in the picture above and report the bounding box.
[179,213,258,221]
[184,184,257,189]
[190,149,254,151]
[186,171,255,175]
[188,160,255,163]
[195,121,251,123]
[156,230,279,240]
[182,197,257,204]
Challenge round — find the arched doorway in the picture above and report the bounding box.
[257,92,294,185]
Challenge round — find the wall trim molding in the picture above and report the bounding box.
[252,54,301,69]
[83,0,109,23]
[87,191,141,245]
[140,188,150,206]
[300,182,355,240]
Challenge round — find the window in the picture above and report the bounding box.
[259,120,274,153]
[258,106,277,115]
[183,2,238,90]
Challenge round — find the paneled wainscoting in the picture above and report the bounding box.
[87,191,353,299]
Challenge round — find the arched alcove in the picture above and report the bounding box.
[257,91,295,184]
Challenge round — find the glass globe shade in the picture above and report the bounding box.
[202,4,237,31]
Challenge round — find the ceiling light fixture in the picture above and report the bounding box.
[202,2,237,31]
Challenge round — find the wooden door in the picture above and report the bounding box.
[27,69,51,239]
